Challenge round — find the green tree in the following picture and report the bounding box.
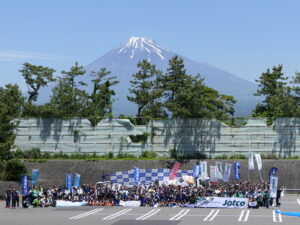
[86,68,119,123]
[19,62,56,103]
[253,65,290,118]
[172,75,236,119]
[3,160,27,182]
[128,60,165,120]
[159,56,192,115]
[50,62,88,117]
[158,56,236,119]
[0,84,25,160]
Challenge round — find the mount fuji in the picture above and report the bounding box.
[37,37,259,116]
[83,37,258,116]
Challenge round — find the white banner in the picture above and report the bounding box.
[255,154,262,171]
[200,161,208,181]
[270,176,278,198]
[119,200,141,207]
[248,153,255,170]
[210,166,218,182]
[223,163,232,182]
[196,197,248,208]
[56,200,87,207]
[215,162,223,180]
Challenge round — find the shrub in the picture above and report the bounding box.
[24,148,41,159]
[140,151,157,159]
[214,154,228,159]
[261,154,277,159]
[3,160,27,182]
[41,152,52,159]
[116,153,137,159]
[193,151,208,159]
[229,154,247,159]
[107,152,114,159]
[169,149,178,159]
[12,148,25,159]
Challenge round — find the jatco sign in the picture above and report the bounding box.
[196,197,248,208]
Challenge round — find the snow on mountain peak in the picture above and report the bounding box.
[117,36,168,60]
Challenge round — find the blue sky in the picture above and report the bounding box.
[1,0,300,90]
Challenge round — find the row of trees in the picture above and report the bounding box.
[128,56,235,120]
[0,56,237,122]
[1,56,300,161]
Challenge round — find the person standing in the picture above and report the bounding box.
[11,188,18,209]
[5,187,11,208]
[263,189,270,208]
[276,188,282,207]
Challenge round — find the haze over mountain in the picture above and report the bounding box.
[84,37,259,116]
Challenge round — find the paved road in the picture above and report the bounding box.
[0,195,299,225]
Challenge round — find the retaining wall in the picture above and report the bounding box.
[14,118,300,157]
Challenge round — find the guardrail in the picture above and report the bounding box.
[283,187,300,195]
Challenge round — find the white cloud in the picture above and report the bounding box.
[0,50,66,61]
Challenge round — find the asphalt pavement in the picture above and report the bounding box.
[0,195,299,225]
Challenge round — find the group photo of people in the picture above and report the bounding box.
[6,179,282,209]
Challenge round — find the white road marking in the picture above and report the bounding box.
[278,211,282,222]
[273,210,282,223]
[102,208,132,220]
[69,208,103,220]
[238,210,250,222]
[136,209,161,220]
[297,199,300,206]
[238,210,244,222]
[169,209,190,221]
[204,210,215,221]
[209,209,220,221]
[244,210,250,221]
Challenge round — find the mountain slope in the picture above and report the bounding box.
[84,37,259,116]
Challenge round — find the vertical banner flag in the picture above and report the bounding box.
[255,154,262,171]
[248,153,255,170]
[32,169,39,187]
[223,163,232,182]
[216,162,223,180]
[134,167,141,184]
[200,161,208,180]
[234,162,241,180]
[210,166,218,182]
[270,176,278,198]
[74,174,81,188]
[193,164,200,178]
[169,161,181,180]
[21,175,29,195]
[269,167,278,183]
[66,174,73,192]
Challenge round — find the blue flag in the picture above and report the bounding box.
[134,167,140,184]
[234,162,241,180]
[269,167,278,183]
[74,174,81,188]
[21,175,29,195]
[66,174,73,192]
[269,167,278,180]
[193,164,200,178]
[32,169,39,187]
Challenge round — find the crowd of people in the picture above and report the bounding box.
[4,180,282,209]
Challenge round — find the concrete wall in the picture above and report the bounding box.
[14,118,300,157]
